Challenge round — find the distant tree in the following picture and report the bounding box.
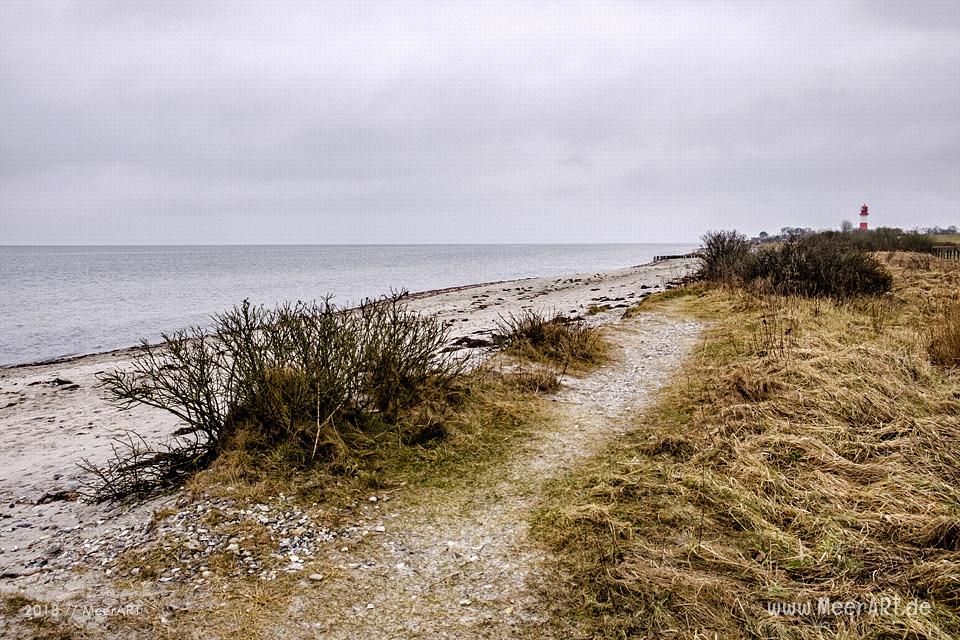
[758,231,769,239]
[840,220,853,233]
[780,226,813,238]
[923,225,959,235]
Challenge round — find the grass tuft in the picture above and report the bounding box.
[492,310,610,369]
[929,301,960,367]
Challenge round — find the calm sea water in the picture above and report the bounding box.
[0,244,696,366]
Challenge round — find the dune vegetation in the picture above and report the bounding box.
[85,296,606,505]
[38,233,960,640]
[492,309,611,370]
[534,250,960,638]
[86,294,573,503]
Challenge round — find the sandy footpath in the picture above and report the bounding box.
[0,258,695,603]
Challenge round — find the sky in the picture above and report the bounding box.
[1,1,958,244]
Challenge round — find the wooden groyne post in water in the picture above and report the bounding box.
[653,251,702,262]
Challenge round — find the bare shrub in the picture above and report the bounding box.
[865,295,898,335]
[696,230,752,284]
[748,288,800,359]
[85,294,466,501]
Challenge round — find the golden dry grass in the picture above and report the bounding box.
[493,310,613,372]
[928,301,960,367]
[534,256,960,639]
[184,366,551,508]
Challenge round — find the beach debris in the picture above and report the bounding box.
[27,377,76,387]
[35,488,79,504]
[450,336,493,349]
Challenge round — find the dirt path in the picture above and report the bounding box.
[299,313,702,639]
[0,259,695,582]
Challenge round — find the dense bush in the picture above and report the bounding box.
[492,310,607,367]
[85,294,466,500]
[695,230,752,283]
[748,232,893,298]
[849,227,935,253]
[697,230,893,299]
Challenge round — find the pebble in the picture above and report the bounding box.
[309,573,324,581]
[22,494,350,584]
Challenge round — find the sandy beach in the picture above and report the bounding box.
[0,257,696,636]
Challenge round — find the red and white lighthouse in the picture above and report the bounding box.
[859,204,869,231]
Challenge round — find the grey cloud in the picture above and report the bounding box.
[1,1,958,244]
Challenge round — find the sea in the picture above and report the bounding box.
[0,244,696,366]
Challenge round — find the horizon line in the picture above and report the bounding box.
[0,241,701,248]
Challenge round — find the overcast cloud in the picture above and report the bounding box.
[1,1,958,244]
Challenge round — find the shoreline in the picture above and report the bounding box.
[0,257,679,371]
[0,277,530,371]
[0,257,696,585]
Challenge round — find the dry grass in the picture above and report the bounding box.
[928,301,960,367]
[586,303,613,315]
[492,310,612,371]
[496,367,563,394]
[184,366,550,508]
[622,284,708,319]
[534,259,960,638]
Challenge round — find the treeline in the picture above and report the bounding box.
[756,226,935,253]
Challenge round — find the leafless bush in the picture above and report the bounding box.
[84,293,466,501]
[697,230,894,300]
[696,230,752,284]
